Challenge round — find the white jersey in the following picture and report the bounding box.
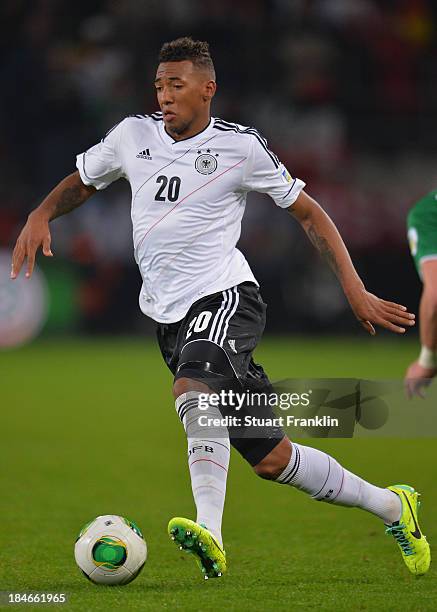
[76,113,305,323]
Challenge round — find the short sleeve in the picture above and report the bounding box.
[242,135,305,208]
[76,120,125,190]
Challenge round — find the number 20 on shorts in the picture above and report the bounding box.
[186,311,212,339]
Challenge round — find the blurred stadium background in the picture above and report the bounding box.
[2,3,437,609]
[2,0,437,340]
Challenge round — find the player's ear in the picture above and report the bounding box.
[203,80,216,102]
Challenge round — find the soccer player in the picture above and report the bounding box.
[405,191,437,397]
[11,37,430,578]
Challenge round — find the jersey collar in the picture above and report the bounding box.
[159,117,214,147]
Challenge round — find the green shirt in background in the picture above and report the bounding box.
[407,189,437,278]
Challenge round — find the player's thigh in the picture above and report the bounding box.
[174,283,286,465]
[156,321,182,375]
[174,282,266,386]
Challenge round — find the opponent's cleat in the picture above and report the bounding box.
[168,517,226,579]
[385,484,431,576]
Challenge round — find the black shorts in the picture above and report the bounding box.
[156,282,285,465]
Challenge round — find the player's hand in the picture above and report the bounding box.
[11,211,53,280]
[346,287,415,335]
[404,360,437,398]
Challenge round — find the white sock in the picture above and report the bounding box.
[176,391,230,547]
[277,442,401,525]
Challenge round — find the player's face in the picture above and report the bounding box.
[155,61,215,137]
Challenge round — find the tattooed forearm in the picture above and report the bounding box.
[27,172,94,224]
[51,184,88,220]
[307,224,341,277]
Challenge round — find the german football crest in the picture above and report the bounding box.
[195,153,218,175]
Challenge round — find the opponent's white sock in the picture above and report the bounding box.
[277,442,402,524]
[176,391,230,547]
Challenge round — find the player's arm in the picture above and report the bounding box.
[11,171,96,279]
[288,190,415,335]
[405,260,437,397]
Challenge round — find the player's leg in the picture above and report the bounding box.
[156,320,228,542]
[405,196,437,396]
[169,374,228,579]
[255,437,401,521]
[251,436,430,575]
[167,283,267,553]
[161,289,246,578]
[156,320,226,536]
[172,375,230,550]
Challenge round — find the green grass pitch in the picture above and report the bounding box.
[1,336,436,611]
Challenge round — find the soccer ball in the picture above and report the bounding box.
[74,515,147,585]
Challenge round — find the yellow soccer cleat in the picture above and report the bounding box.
[168,517,226,579]
[386,485,431,576]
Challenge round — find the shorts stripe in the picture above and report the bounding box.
[212,289,233,343]
[212,289,236,344]
[208,291,228,342]
[218,286,240,346]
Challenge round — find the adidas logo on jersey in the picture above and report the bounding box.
[136,148,152,160]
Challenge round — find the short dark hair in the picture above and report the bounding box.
[158,36,215,78]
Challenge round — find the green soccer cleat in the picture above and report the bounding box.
[168,517,226,579]
[385,484,431,576]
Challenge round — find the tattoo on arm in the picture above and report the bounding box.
[51,185,87,220]
[307,224,341,277]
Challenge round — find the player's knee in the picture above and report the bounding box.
[253,458,286,480]
[172,377,212,400]
[253,437,292,480]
